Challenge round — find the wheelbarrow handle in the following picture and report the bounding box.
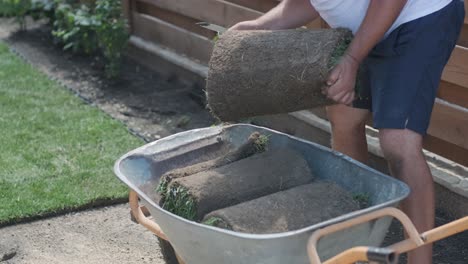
[307,207,424,264]
[129,190,169,241]
[316,216,468,264]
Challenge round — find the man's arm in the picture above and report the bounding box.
[325,0,408,105]
[230,0,319,30]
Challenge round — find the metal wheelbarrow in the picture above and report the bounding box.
[114,124,412,264]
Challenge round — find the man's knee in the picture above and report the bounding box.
[379,129,424,165]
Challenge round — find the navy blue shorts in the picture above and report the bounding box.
[353,0,465,135]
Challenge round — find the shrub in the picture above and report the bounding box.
[0,0,32,30]
[52,3,99,54]
[94,0,129,78]
[1,0,129,78]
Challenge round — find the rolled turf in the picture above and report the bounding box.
[156,132,269,203]
[206,28,354,121]
[161,148,314,220]
[202,182,360,234]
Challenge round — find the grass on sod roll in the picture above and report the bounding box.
[157,133,270,220]
[0,43,143,225]
[163,184,197,220]
[203,217,223,226]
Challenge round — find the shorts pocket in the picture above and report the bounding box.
[370,21,420,57]
[392,19,422,56]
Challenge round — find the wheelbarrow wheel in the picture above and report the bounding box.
[158,238,181,264]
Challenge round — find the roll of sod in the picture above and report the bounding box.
[156,132,269,203]
[202,182,360,234]
[161,149,314,220]
[206,28,354,121]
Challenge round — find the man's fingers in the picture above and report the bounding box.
[329,90,347,103]
[326,65,342,86]
[341,92,354,106]
[326,75,346,98]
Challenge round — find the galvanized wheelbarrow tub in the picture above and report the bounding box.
[114,124,410,264]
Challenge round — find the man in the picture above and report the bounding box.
[230,0,464,263]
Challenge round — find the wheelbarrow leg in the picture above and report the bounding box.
[129,190,168,240]
[129,191,187,264]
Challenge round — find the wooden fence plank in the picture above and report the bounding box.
[135,1,216,39]
[122,0,131,21]
[465,1,468,25]
[457,25,468,47]
[424,136,468,167]
[223,0,278,12]
[437,80,468,108]
[427,100,468,150]
[305,18,323,29]
[132,12,214,64]
[137,0,262,28]
[442,46,468,89]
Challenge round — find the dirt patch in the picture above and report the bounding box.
[0,204,164,264]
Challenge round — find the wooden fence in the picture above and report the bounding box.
[122,0,468,167]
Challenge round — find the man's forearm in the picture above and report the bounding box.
[346,0,408,63]
[252,0,319,30]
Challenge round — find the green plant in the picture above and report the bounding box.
[29,0,56,22]
[52,0,129,77]
[52,3,99,54]
[0,0,56,29]
[1,0,129,77]
[0,0,32,30]
[94,0,128,78]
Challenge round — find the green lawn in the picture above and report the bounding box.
[0,43,143,225]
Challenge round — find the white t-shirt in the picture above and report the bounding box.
[309,0,452,36]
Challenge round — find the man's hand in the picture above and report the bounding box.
[229,20,261,31]
[324,54,359,105]
[228,0,319,32]
[323,0,408,106]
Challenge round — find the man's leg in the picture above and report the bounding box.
[326,104,370,163]
[379,128,434,264]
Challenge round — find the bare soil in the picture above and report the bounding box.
[0,18,466,264]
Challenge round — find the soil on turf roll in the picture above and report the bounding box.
[162,148,314,220]
[206,28,354,121]
[202,182,360,234]
[156,132,269,204]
